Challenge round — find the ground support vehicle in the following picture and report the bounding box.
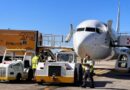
[115,49,130,72]
[0,49,34,81]
[115,34,130,72]
[35,51,83,85]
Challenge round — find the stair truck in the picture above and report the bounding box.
[35,51,83,85]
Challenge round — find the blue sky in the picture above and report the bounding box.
[0,0,130,35]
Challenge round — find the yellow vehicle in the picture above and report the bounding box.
[35,51,83,85]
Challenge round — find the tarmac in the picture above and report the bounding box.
[0,60,130,90]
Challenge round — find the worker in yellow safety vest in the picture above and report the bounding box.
[83,56,95,75]
[81,56,95,88]
[32,54,39,76]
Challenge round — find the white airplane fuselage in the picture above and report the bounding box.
[73,20,112,60]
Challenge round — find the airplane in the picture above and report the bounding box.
[73,20,114,60]
[65,1,123,60]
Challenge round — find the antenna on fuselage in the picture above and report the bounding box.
[116,0,120,33]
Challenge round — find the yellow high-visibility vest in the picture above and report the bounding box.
[82,64,94,73]
[82,65,88,71]
[90,65,94,73]
[32,56,39,69]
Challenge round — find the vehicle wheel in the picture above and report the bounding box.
[27,69,33,81]
[9,80,14,83]
[16,73,21,82]
[37,82,43,85]
[74,63,83,86]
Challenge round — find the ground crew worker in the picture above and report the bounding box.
[81,56,95,88]
[86,56,95,75]
[81,64,95,88]
[32,53,39,76]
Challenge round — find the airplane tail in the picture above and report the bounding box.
[116,0,120,33]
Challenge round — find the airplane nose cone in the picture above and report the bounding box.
[73,32,94,58]
[73,31,112,60]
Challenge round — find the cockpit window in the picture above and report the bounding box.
[77,28,84,31]
[77,27,101,34]
[96,28,101,34]
[85,28,101,34]
[85,28,95,32]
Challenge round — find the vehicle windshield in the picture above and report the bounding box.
[4,55,24,61]
[57,53,73,62]
[4,51,24,61]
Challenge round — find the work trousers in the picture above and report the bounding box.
[32,69,36,78]
[82,70,94,88]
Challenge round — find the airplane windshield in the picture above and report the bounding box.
[77,27,101,34]
[85,28,101,34]
[77,28,84,31]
